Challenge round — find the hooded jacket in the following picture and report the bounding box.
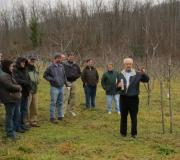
[13,57,32,97]
[0,60,22,103]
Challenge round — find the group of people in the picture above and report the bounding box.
[0,51,149,140]
[0,53,39,140]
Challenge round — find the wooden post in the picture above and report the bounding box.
[160,81,165,134]
[168,57,173,133]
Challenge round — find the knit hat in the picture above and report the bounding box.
[1,60,13,74]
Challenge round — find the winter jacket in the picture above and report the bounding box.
[0,64,3,76]
[63,61,81,82]
[119,69,149,96]
[27,64,39,94]
[13,57,32,97]
[0,72,22,103]
[101,70,120,95]
[81,66,99,87]
[43,63,67,88]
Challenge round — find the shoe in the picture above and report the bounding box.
[50,118,58,124]
[121,134,127,137]
[21,126,30,131]
[131,135,137,138]
[108,111,112,114]
[58,117,63,121]
[16,128,26,133]
[31,123,40,127]
[6,135,20,141]
[71,112,76,117]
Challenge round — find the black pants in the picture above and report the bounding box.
[120,95,139,136]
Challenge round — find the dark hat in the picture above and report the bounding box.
[1,60,13,74]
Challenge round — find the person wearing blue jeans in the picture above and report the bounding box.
[0,60,22,140]
[44,53,68,123]
[81,59,99,109]
[106,94,120,113]
[50,86,63,120]
[85,85,97,108]
[5,102,20,138]
[13,57,32,131]
[101,63,120,114]
[20,95,29,129]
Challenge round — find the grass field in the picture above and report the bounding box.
[0,72,180,160]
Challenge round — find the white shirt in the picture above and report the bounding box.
[124,71,132,89]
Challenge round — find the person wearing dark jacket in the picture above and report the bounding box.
[0,60,22,140]
[63,52,81,116]
[13,57,32,130]
[44,53,67,123]
[101,63,120,114]
[118,58,149,138]
[81,59,99,108]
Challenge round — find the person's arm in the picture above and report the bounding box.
[76,64,81,79]
[96,69,99,84]
[0,76,21,92]
[81,68,86,84]
[13,71,31,87]
[43,66,54,82]
[101,73,106,90]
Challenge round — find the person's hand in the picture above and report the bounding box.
[117,82,123,88]
[138,66,145,74]
[17,85,22,92]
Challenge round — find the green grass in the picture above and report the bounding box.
[0,73,180,160]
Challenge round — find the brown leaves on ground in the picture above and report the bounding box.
[58,141,77,155]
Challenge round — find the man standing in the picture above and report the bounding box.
[13,57,32,131]
[27,56,40,127]
[118,58,149,138]
[63,52,81,116]
[81,59,99,109]
[43,53,67,123]
[101,63,120,114]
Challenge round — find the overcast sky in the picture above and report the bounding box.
[0,0,165,11]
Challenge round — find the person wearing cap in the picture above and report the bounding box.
[0,60,22,140]
[13,57,32,131]
[43,53,68,123]
[26,56,40,127]
[118,57,149,138]
[62,52,81,116]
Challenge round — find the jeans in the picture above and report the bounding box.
[20,95,29,128]
[4,102,20,138]
[50,86,63,118]
[106,94,120,112]
[84,86,88,107]
[85,85,97,108]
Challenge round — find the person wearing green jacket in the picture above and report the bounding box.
[27,56,40,127]
[101,63,120,114]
